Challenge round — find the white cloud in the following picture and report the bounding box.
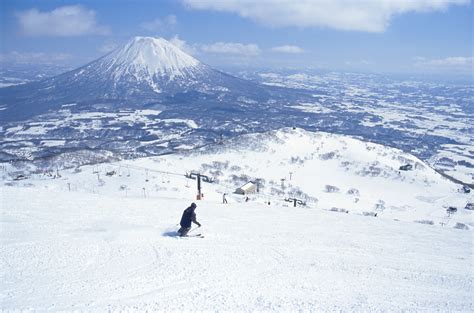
[0,51,73,64]
[98,42,119,54]
[183,0,469,32]
[16,5,109,36]
[271,45,305,54]
[169,35,197,55]
[414,56,473,70]
[201,42,261,56]
[140,15,177,32]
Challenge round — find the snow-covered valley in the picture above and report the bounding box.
[1,38,472,189]
[1,128,472,310]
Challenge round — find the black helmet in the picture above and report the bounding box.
[190,202,197,209]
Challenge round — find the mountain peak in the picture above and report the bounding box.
[0,35,269,122]
[101,36,201,80]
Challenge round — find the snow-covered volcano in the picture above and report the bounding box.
[0,36,269,121]
[102,36,201,81]
[76,36,206,94]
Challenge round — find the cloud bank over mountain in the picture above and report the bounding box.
[183,0,469,32]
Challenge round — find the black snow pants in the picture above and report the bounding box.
[177,227,191,237]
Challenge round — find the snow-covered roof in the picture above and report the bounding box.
[239,181,255,191]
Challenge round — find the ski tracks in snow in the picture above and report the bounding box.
[1,186,472,311]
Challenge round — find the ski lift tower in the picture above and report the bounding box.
[185,172,214,200]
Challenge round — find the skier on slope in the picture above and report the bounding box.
[222,193,228,204]
[177,202,201,237]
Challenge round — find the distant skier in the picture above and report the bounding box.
[177,202,201,237]
[222,193,228,204]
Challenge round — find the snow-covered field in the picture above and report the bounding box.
[1,128,473,310]
[247,70,474,185]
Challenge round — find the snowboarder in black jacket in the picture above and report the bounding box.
[177,202,201,236]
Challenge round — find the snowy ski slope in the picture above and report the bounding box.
[1,128,472,310]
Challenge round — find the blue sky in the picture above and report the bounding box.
[1,0,472,76]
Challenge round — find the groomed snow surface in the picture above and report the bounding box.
[1,128,473,311]
[2,188,472,311]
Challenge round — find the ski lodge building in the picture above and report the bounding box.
[234,181,257,195]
